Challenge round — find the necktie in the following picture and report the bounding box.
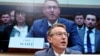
[87,29,92,53]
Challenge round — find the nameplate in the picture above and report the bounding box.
[8,37,44,49]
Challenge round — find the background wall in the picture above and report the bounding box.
[0,0,99,26]
[0,0,100,8]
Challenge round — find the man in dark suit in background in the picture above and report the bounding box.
[0,12,11,52]
[74,13,85,34]
[34,23,81,56]
[79,13,100,54]
[27,0,82,51]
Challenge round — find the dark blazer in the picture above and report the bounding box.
[78,28,100,53]
[34,48,81,56]
[27,17,82,51]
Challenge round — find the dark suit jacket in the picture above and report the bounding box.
[78,28,100,53]
[27,17,82,51]
[34,48,81,56]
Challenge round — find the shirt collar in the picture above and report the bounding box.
[14,25,27,31]
[54,50,65,56]
[85,27,95,33]
[77,25,84,30]
[48,19,58,26]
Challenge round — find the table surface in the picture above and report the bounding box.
[0,53,33,56]
[0,48,43,56]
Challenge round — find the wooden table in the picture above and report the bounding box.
[7,48,42,53]
[0,48,43,56]
[0,53,33,56]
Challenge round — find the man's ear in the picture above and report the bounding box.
[47,36,52,43]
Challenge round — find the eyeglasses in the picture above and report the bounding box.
[50,32,68,37]
[45,6,59,10]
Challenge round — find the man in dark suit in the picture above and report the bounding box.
[0,12,11,52]
[79,13,100,54]
[74,13,85,44]
[27,0,82,51]
[74,13,85,35]
[34,23,81,56]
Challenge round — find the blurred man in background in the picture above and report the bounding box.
[27,0,82,51]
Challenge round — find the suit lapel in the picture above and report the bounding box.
[41,18,48,32]
[46,48,55,56]
[58,17,64,24]
[95,30,100,49]
[41,18,49,42]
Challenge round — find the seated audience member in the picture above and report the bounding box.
[0,12,11,52]
[74,13,85,31]
[1,10,29,52]
[10,10,28,37]
[0,12,11,35]
[27,0,82,51]
[74,13,85,39]
[1,12,11,25]
[34,23,81,56]
[10,10,15,25]
[0,12,11,40]
[79,13,100,54]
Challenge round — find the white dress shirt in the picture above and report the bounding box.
[48,19,58,26]
[54,50,65,56]
[84,27,95,53]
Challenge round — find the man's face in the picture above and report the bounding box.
[48,27,68,49]
[43,1,60,21]
[75,15,84,26]
[84,14,96,28]
[16,13,26,23]
[1,14,10,24]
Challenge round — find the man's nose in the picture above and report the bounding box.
[19,14,22,17]
[89,20,92,23]
[50,8,54,12]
